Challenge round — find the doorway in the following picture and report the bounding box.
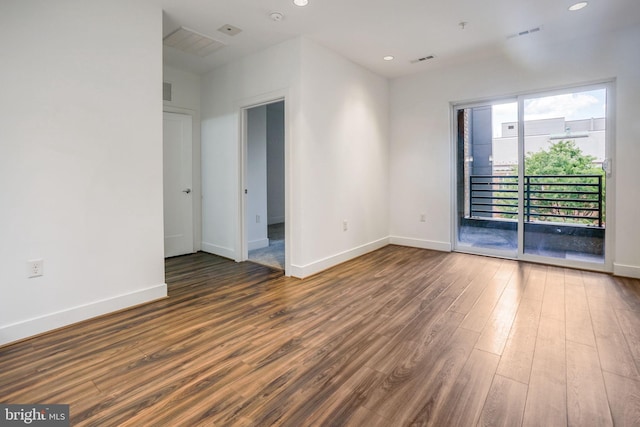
[454,83,613,271]
[244,100,286,270]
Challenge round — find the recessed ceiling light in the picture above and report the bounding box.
[218,24,242,36]
[383,55,395,61]
[568,1,588,11]
[293,0,308,6]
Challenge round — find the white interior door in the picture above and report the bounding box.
[163,112,193,258]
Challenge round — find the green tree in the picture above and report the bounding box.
[524,140,601,176]
[523,140,604,225]
[492,140,604,226]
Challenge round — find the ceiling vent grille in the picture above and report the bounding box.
[507,26,542,39]
[410,55,436,64]
[163,27,225,57]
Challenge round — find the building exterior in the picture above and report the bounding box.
[492,117,606,174]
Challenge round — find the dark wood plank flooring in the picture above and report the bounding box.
[2,245,640,426]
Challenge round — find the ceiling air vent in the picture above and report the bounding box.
[410,55,436,64]
[163,27,225,57]
[163,82,172,102]
[507,26,542,39]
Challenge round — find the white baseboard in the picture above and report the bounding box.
[389,236,452,252]
[289,237,389,278]
[614,263,640,279]
[0,283,167,347]
[248,238,269,251]
[201,242,236,260]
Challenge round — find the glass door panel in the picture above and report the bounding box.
[522,88,607,264]
[455,102,519,256]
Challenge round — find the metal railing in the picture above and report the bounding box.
[470,174,604,227]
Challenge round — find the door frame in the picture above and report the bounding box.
[451,80,615,272]
[237,90,291,275]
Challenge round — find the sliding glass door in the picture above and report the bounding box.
[454,83,612,271]
[455,101,519,258]
[521,88,608,264]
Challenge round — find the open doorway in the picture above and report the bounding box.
[244,100,285,270]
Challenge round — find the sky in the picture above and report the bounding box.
[492,88,607,137]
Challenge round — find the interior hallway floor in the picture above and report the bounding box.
[249,222,285,270]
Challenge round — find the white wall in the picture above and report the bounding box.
[163,65,202,250]
[0,0,166,345]
[246,106,269,250]
[389,24,640,277]
[267,101,285,225]
[200,37,389,277]
[294,39,389,275]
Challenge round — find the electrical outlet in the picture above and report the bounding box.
[343,220,348,231]
[27,259,44,278]
[256,214,260,223]
[420,213,427,222]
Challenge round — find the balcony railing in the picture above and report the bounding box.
[470,174,604,227]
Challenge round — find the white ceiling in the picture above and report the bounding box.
[161,0,640,78]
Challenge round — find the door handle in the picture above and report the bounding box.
[182,188,191,194]
[602,159,612,178]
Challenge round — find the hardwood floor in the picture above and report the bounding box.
[2,245,640,426]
